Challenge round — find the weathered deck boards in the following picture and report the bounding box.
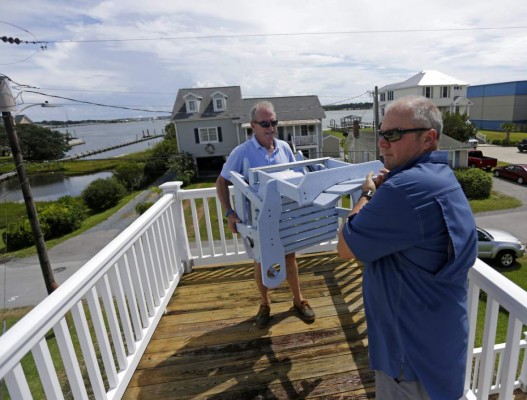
[124,251,375,399]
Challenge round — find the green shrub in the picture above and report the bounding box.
[2,219,50,251]
[38,196,86,238]
[454,168,492,200]
[143,158,168,184]
[82,178,127,212]
[135,201,153,215]
[113,162,145,191]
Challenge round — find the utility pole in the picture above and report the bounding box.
[373,86,380,160]
[0,77,58,294]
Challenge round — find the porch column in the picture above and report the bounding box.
[160,181,194,274]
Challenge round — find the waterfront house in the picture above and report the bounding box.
[378,70,472,120]
[170,86,326,176]
[0,179,526,399]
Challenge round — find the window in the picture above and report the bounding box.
[454,85,461,91]
[199,127,218,143]
[188,100,196,112]
[278,126,284,140]
[440,86,450,98]
[301,125,309,136]
[387,91,394,101]
[380,93,386,101]
[215,98,224,110]
[423,87,433,98]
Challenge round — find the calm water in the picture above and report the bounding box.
[59,119,168,159]
[0,171,113,203]
[1,119,170,202]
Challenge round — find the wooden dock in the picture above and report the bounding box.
[124,251,375,399]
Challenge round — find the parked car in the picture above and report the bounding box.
[477,227,525,268]
[468,150,497,171]
[493,164,527,184]
[518,139,527,153]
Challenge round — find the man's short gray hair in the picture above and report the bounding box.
[251,101,275,121]
[385,96,443,139]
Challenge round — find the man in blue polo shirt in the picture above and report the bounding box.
[337,96,477,399]
[216,100,316,328]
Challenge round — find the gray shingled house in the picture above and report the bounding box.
[170,86,326,176]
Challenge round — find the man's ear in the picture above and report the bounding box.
[423,129,437,148]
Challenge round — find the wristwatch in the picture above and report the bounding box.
[360,190,374,201]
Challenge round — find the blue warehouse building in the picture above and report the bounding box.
[467,80,527,131]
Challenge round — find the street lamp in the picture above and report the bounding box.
[0,76,58,294]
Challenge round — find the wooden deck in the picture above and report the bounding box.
[124,251,375,399]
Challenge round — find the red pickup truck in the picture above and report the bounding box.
[468,150,498,171]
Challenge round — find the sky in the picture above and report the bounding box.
[1,0,526,121]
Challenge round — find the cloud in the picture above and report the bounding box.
[1,0,526,120]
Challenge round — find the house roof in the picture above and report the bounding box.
[14,114,34,124]
[240,96,326,124]
[380,70,468,91]
[171,86,243,121]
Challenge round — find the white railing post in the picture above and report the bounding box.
[160,181,193,273]
[520,331,527,392]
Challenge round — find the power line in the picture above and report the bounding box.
[40,25,527,44]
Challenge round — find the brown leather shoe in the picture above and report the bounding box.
[294,299,316,322]
[255,304,271,328]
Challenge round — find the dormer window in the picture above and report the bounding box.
[211,91,227,112]
[184,92,202,114]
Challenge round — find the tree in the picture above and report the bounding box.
[169,151,197,186]
[501,122,516,143]
[0,124,70,161]
[442,111,478,142]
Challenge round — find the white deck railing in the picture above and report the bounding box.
[0,182,526,399]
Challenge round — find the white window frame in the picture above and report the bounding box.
[188,100,196,112]
[199,127,219,143]
[423,87,433,98]
[440,86,450,98]
[215,98,225,111]
[380,93,386,101]
[387,91,394,101]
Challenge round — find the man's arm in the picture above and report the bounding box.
[216,174,241,234]
[337,170,386,259]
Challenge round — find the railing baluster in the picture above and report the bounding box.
[32,338,64,399]
[109,265,136,354]
[117,258,144,341]
[141,230,163,300]
[85,286,119,388]
[4,363,32,400]
[71,301,106,399]
[96,275,128,371]
[190,198,203,257]
[477,297,500,399]
[131,242,156,316]
[202,195,216,257]
[499,316,523,399]
[54,317,89,400]
[125,248,149,327]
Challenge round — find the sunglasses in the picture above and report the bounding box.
[378,127,431,143]
[254,120,279,128]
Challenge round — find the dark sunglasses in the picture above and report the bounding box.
[254,120,279,128]
[378,127,431,142]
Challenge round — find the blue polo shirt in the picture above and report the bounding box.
[342,151,477,400]
[220,136,295,181]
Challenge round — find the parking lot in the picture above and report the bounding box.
[476,144,527,165]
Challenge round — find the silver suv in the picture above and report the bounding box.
[477,227,525,268]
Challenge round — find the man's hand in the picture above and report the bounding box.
[362,168,389,193]
[227,211,241,234]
